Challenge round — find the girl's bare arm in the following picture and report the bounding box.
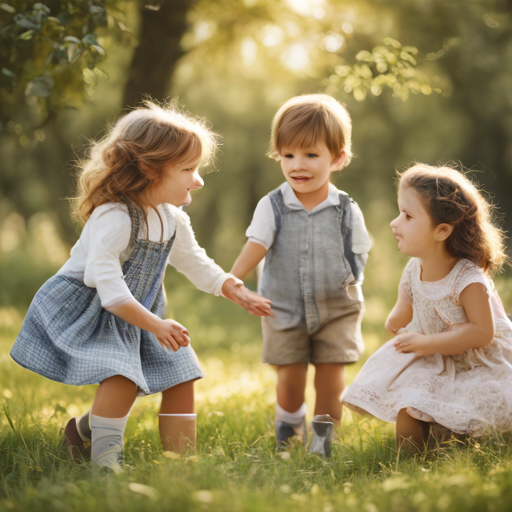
[107,299,190,351]
[385,290,413,334]
[394,283,494,356]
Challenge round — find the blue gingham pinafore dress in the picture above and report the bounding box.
[11,201,204,395]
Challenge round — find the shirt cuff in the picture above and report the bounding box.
[102,294,133,310]
[247,237,271,251]
[217,273,244,297]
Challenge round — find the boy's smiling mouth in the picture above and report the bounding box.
[291,176,313,182]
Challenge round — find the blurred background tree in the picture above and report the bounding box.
[1,0,511,326]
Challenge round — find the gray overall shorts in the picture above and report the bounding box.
[259,188,365,365]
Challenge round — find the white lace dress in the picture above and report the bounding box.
[343,258,512,436]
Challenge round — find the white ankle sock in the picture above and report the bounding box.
[275,402,307,426]
[91,413,129,468]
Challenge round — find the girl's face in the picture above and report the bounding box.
[278,141,345,198]
[148,154,204,207]
[390,184,437,257]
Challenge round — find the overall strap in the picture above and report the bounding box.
[268,188,286,240]
[339,192,362,284]
[123,197,143,250]
[151,205,164,243]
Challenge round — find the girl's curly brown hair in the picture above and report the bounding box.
[399,164,508,274]
[75,99,218,222]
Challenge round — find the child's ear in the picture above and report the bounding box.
[434,223,454,242]
[331,150,346,171]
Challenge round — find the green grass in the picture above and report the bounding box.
[3,278,512,511]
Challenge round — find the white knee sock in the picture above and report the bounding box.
[91,413,129,469]
[275,402,307,426]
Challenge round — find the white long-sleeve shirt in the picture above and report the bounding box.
[58,203,239,308]
[246,182,372,253]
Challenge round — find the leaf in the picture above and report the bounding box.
[82,34,97,45]
[67,43,80,63]
[89,5,104,15]
[91,45,105,56]
[383,37,401,48]
[2,68,16,80]
[0,3,15,13]
[25,76,54,97]
[33,3,50,14]
[356,50,373,62]
[16,18,37,29]
[19,30,34,40]
[64,36,81,44]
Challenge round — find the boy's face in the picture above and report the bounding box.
[278,141,345,199]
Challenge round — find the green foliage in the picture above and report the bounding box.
[328,38,438,101]
[0,0,115,130]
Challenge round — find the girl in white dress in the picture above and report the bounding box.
[342,164,512,453]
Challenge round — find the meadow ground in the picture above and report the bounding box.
[2,277,512,512]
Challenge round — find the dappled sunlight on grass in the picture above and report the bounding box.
[3,269,512,510]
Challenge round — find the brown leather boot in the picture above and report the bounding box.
[63,412,91,460]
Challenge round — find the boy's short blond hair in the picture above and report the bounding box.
[270,94,352,165]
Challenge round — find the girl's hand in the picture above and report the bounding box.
[155,319,191,351]
[222,279,273,317]
[394,332,432,356]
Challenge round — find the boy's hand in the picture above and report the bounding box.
[155,319,190,351]
[394,332,431,356]
[222,279,273,317]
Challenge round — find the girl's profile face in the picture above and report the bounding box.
[148,154,203,207]
[390,184,437,258]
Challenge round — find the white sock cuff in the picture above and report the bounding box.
[159,413,197,418]
[275,402,307,425]
[90,413,130,430]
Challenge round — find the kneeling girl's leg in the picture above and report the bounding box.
[159,379,196,454]
[396,408,429,454]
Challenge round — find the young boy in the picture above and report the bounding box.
[231,94,371,457]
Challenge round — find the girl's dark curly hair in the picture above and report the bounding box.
[400,164,508,274]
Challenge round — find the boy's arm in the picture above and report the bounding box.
[230,241,268,280]
[394,283,494,356]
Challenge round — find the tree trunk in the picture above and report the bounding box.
[123,0,196,108]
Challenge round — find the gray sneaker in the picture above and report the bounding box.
[309,414,335,458]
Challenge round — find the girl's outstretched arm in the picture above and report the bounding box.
[222,279,272,317]
[107,299,190,351]
[226,241,272,317]
[394,283,494,356]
